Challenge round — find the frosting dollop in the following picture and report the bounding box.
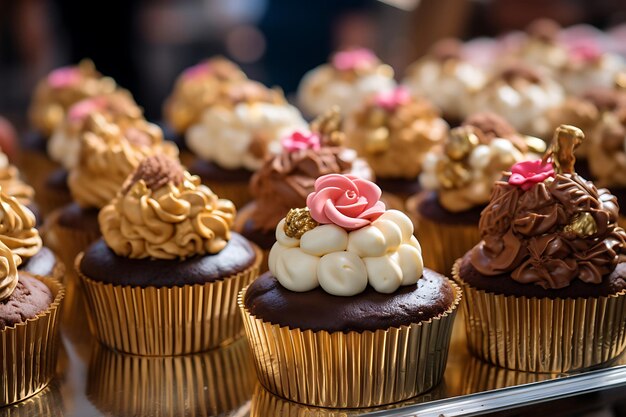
[345,90,448,180]
[0,240,22,302]
[28,59,117,137]
[99,155,236,260]
[0,190,42,259]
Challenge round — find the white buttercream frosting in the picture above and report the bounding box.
[48,128,81,169]
[560,54,625,96]
[186,102,306,171]
[269,210,423,296]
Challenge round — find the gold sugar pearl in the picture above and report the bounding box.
[284,208,318,239]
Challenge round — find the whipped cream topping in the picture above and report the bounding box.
[269,174,423,296]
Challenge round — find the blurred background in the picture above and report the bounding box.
[1,0,626,123]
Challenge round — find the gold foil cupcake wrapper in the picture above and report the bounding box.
[198,176,252,209]
[76,245,262,356]
[239,280,462,408]
[452,259,626,373]
[87,338,256,417]
[0,276,65,406]
[1,384,65,417]
[407,195,480,275]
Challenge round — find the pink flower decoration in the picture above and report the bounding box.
[508,160,555,191]
[568,40,602,63]
[68,96,108,122]
[282,131,321,152]
[182,61,213,80]
[48,66,81,88]
[374,87,411,110]
[306,174,386,231]
[332,48,377,72]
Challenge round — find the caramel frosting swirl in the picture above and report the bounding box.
[28,59,117,137]
[471,173,626,289]
[0,165,35,207]
[100,155,236,260]
[0,190,42,258]
[588,109,626,188]
[68,114,179,209]
[0,240,22,302]
[345,94,447,180]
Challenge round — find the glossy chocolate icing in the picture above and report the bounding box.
[244,269,455,332]
[80,233,256,287]
[57,202,100,234]
[417,191,485,225]
[189,159,252,183]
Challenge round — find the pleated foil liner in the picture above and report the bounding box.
[199,177,252,210]
[76,245,262,356]
[1,384,65,417]
[452,259,626,373]
[239,281,462,409]
[34,179,72,218]
[0,276,65,407]
[87,338,256,417]
[233,203,271,274]
[406,194,480,276]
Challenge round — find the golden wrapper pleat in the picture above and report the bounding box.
[76,245,262,356]
[87,338,256,417]
[452,259,626,373]
[0,276,65,407]
[200,178,252,209]
[239,281,461,408]
[33,179,72,218]
[1,384,65,417]
[233,203,271,274]
[406,195,480,275]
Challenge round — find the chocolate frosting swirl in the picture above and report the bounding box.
[100,155,236,260]
[0,240,22,302]
[0,190,42,259]
[471,173,626,289]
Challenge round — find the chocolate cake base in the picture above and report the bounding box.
[80,233,257,287]
[458,253,626,299]
[21,247,58,278]
[57,202,100,234]
[189,159,253,184]
[0,273,53,329]
[376,177,422,198]
[417,191,485,226]
[240,218,275,251]
[244,269,455,333]
[45,168,70,194]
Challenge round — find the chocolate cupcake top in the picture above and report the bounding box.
[420,112,545,212]
[67,113,178,209]
[249,108,373,232]
[99,155,236,260]
[470,125,626,289]
[297,48,396,117]
[345,87,448,180]
[0,240,22,302]
[163,57,247,134]
[48,90,143,169]
[28,59,117,137]
[588,106,626,188]
[269,174,423,296]
[0,189,42,259]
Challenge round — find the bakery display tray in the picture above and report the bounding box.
[2,306,626,417]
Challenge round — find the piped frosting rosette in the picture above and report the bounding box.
[297,48,396,117]
[269,174,423,296]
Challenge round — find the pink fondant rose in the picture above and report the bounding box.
[332,48,377,72]
[282,131,321,152]
[374,86,411,110]
[568,40,602,63]
[306,174,385,230]
[68,96,108,122]
[508,160,555,191]
[48,66,81,88]
[182,61,213,80]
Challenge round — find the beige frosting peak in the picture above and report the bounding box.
[68,114,179,209]
[0,165,35,207]
[0,189,42,259]
[100,155,236,260]
[0,240,21,302]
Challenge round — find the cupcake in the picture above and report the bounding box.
[408,112,545,274]
[21,60,116,191]
[345,86,448,202]
[469,63,564,137]
[185,79,306,208]
[403,39,486,124]
[77,155,261,355]
[0,239,65,406]
[240,173,460,408]
[44,112,178,275]
[297,48,396,117]
[588,107,626,227]
[234,108,373,271]
[512,19,569,76]
[36,91,144,215]
[453,124,626,372]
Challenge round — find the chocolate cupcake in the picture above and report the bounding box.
[297,48,396,117]
[77,155,261,355]
[0,240,65,406]
[403,38,486,124]
[184,79,306,208]
[21,60,117,198]
[408,112,545,274]
[44,112,178,275]
[345,86,448,203]
[453,125,626,372]
[240,173,460,408]
[234,108,373,271]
